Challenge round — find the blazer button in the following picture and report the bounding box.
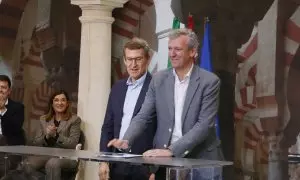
[164,144,167,148]
[168,128,172,132]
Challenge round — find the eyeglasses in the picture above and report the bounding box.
[125,57,144,64]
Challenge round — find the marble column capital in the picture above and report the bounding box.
[71,0,127,24]
[71,0,128,7]
[71,0,128,14]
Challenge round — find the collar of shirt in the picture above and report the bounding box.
[126,72,147,88]
[0,99,8,116]
[173,64,194,83]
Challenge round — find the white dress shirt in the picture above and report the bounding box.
[0,99,8,135]
[119,73,147,139]
[171,64,194,144]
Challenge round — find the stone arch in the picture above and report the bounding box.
[0,0,157,125]
[0,0,31,103]
[0,0,82,136]
[0,0,157,80]
[111,0,157,81]
[0,0,29,58]
[112,0,154,39]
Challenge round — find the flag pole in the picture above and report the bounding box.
[187,12,194,30]
[205,16,209,22]
[204,17,209,31]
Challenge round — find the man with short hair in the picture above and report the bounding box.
[108,29,224,180]
[0,74,25,177]
[98,38,156,180]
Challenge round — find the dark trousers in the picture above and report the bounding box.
[154,167,222,180]
[110,163,150,180]
[155,167,166,180]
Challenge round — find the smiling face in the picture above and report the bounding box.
[168,35,196,71]
[124,48,150,81]
[52,93,69,114]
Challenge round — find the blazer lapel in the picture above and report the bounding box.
[119,82,128,114]
[116,81,128,128]
[2,99,12,120]
[57,120,68,133]
[133,73,151,116]
[165,71,175,120]
[181,67,200,124]
[45,119,54,134]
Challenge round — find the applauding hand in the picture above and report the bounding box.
[46,125,57,139]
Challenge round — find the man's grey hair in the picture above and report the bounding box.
[168,28,199,50]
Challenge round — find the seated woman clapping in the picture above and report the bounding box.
[24,90,81,180]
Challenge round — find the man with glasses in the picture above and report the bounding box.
[98,38,156,180]
[108,29,223,180]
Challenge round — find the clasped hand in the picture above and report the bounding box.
[46,125,57,138]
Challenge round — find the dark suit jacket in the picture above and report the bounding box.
[100,72,156,154]
[1,98,25,145]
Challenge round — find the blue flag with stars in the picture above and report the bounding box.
[199,20,220,138]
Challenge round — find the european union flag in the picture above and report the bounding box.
[199,19,220,138]
[200,20,212,71]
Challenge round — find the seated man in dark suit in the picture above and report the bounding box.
[0,75,25,177]
[98,38,156,180]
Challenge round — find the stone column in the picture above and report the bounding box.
[71,1,127,179]
[255,0,279,179]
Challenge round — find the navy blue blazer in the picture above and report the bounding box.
[100,72,156,154]
[1,99,25,145]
